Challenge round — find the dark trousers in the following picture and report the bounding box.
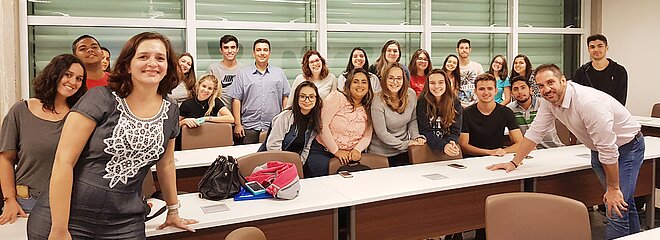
[305,140,333,178]
[234,129,261,145]
[387,152,410,167]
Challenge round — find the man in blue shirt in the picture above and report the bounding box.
[227,38,290,144]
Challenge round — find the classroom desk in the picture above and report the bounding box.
[153,144,261,192]
[631,115,660,195]
[618,226,660,239]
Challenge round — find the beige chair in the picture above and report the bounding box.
[485,192,591,240]
[328,153,389,174]
[225,226,267,240]
[237,151,304,178]
[652,103,660,118]
[408,143,462,164]
[180,122,233,150]
[259,131,268,143]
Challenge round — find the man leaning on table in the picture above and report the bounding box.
[487,63,644,240]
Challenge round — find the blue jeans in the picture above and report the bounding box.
[305,140,333,178]
[590,133,645,239]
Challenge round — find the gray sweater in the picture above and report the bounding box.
[368,88,423,157]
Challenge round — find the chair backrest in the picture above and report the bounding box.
[554,119,577,146]
[652,103,660,118]
[237,151,304,178]
[180,122,233,150]
[485,192,591,240]
[328,153,389,174]
[408,144,462,164]
[225,226,267,240]
[259,131,267,143]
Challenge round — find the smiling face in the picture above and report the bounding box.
[535,69,567,106]
[196,79,217,101]
[308,54,323,75]
[253,42,271,65]
[456,43,471,59]
[475,80,497,103]
[221,41,238,61]
[129,39,168,87]
[350,72,369,102]
[297,86,317,115]
[57,63,85,99]
[178,55,192,74]
[491,56,504,72]
[513,57,527,76]
[386,67,404,94]
[351,49,366,69]
[428,73,447,100]
[415,52,429,74]
[101,49,111,71]
[588,39,608,61]
[445,56,458,72]
[74,38,102,66]
[385,44,400,63]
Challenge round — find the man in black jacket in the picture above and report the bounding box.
[572,34,628,105]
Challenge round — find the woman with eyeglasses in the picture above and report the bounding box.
[287,50,336,108]
[368,62,425,167]
[259,81,323,166]
[487,55,511,105]
[408,49,432,96]
[337,47,381,93]
[306,68,374,177]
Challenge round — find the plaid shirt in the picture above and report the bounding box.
[506,97,564,149]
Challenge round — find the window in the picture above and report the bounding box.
[196,29,316,82]
[28,0,184,19]
[196,0,315,23]
[431,33,507,71]
[519,0,581,28]
[518,34,580,76]
[327,0,421,25]
[432,0,507,27]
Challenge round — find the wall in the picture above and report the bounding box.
[0,0,21,125]
[602,0,660,115]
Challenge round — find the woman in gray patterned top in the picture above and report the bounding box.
[0,54,87,225]
[27,32,197,239]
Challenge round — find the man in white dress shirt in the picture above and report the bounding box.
[488,63,644,239]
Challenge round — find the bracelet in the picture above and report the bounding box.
[166,201,181,211]
[509,160,518,168]
[3,196,16,202]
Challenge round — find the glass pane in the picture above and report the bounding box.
[326,32,421,77]
[196,0,315,23]
[519,0,581,28]
[28,26,185,95]
[432,0,508,27]
[327,0,421,25]
[518,34,580,77]
[430,33,507,71]
[28,0,184,19]
[196,29,316,82]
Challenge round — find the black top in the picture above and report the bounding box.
[179,97,224,118]
[286,115,310,154]
[462,103,519,157]
[416,97,463,150]
[572,58,628,105]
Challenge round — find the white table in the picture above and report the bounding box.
[632,115,660,128]
[618,227,660,239]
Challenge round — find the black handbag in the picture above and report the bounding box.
[336,161,371,173]
[198,155,244,200]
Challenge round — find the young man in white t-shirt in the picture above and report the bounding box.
[206,34,245,112]
[456,38,485,107]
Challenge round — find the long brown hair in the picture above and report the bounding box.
[408,49,432,77]
[420,69,457,129]
[379,62,409,114]
[290,81,323,133]
[109,32,179,98]
[179,52,197,97]
[374,40,401,78]
[342,68,374,119]
[33,54,88,113]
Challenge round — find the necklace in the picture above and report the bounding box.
[195,98,208,110]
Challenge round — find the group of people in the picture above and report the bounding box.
[0,31,643,240]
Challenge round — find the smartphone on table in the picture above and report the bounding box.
[245,181,266,195]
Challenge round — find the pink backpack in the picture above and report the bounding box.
[245,161,300,200]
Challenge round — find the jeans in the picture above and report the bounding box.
[590,133,645,239]
[305,140,333,178]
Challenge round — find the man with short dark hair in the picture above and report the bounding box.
[489,64,644,239]
[459,73,522,158]
[227,38,290,144]
[72,35,108,89]
[207,34,245,112]
[572,34,628,105]
[507,76,564,149]
[456,39,485,107]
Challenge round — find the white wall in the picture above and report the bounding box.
[602,0,660,116]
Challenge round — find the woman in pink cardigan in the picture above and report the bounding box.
[304,68,374,177]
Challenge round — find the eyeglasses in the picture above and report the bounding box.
[387,76,404,83]
[298,94,317,102]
